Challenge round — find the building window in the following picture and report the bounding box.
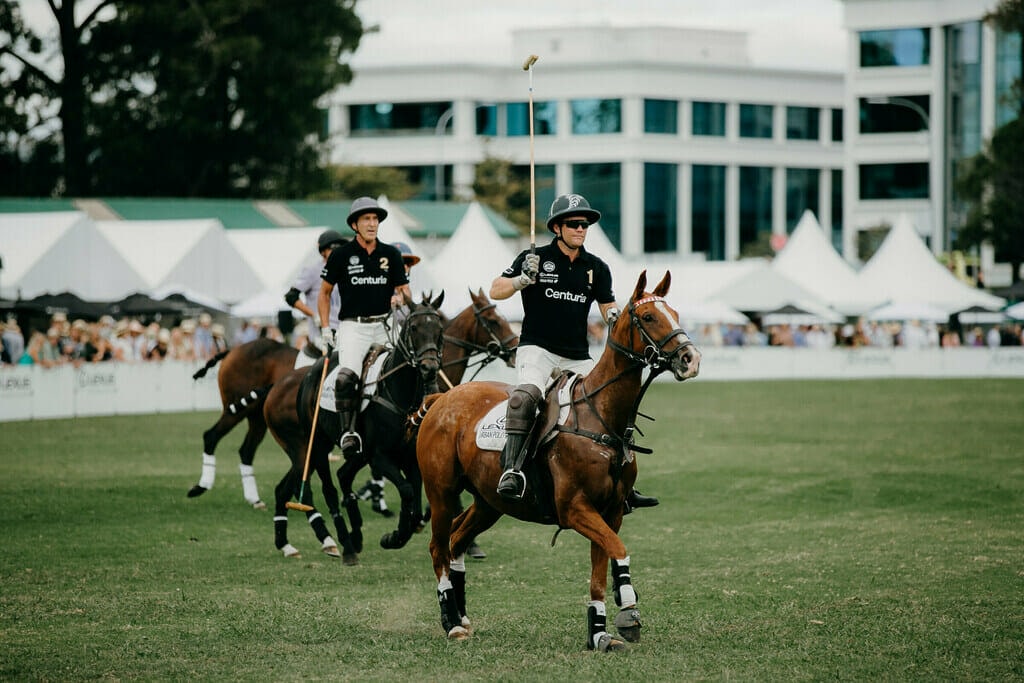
[692,164,726,261]
[740,104,773,139]
[572,163,622,248]
[395,165,449,200]
[512,164,556,227]
[508,101,557,136]
[349,101,452,136]
[476,103,498,136]
[859,163,929,200]
[947,21,983,158]
[859,96,930,133]
[644,163,677,253]
[786,106,819,140]
[570,99,622,134]
[831,108,844,142]
[859,28,930,67]
[740,166,773,252]
[786,168,820,232]
[831,169,843,251]
[644,99,678,134]
[692,101,726,136]
[996,30,1022,126]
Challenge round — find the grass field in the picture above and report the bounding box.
[1,379,1022,681]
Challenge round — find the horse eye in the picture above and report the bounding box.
[643,313,655,323]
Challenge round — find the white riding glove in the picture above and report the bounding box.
[319,327,335,354]
[513,253,540,291]
[606,307,620,326]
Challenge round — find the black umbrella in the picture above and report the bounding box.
[21,291,109,320]
[107,292,187,318]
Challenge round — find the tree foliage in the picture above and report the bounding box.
[472,156,530,234]
[1,0,363,197]
[309,165,417,201]
[956,0,1024,282]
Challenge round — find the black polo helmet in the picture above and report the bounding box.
[317,229,346,252]
[546,193,601,232]
[346,196,388,229]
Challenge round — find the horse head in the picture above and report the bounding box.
[612,270,701,381]
[468,287,519,367]
[398,290,446,393]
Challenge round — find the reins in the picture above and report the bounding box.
[441,301,517,381]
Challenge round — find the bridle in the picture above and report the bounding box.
[373,305,444,386]
[606,295,694,375]
[442,301,517,381]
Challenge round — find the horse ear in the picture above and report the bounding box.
[477,287,486,300]
[468,287,480,305]
[653,271,671,297]
[631,270,648,302]
[431,290,445,310]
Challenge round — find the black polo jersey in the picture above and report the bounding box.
[321,239,408,318]
[502,238,615,360]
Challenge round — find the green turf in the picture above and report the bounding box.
[1,379,1022,681]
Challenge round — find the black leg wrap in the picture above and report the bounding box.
[274,517,288,550]
[586,604,607,651]
[307,512,330,543]
[438,587,463,635]
[451,569,467,619]
[343,493,363,553]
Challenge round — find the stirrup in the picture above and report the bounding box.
[339,431,362,455]
[496,469,526,500]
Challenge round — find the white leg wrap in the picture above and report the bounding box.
[198,454,216,489]
[613,556,637,607]
[239,463,259,504]
[589,600,606,615]
[321,536,337,550]
[450,556,466,572]
[589,600,608,650]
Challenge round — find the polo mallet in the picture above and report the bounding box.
[523,54,539,254]
[285,354,332,512]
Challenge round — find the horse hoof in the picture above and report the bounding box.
[595,632,627,652]
[351,532,363,554]
[251,500,267,510]
[446,626,469,640]
[613,608,642,643]
[342,553,359,566]
[187,485,208,498]
[281,544,301,559]
[380,532,409,550]
[323,545,341,558]
[467,542,486,559]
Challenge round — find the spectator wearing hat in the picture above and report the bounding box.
[169,325,195,361]
[147,328,172,360]
[193,313,216,361]
[285,229,346,369]
[211,323,229,354]
[318,196,411,456]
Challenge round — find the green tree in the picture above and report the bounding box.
[310,165,417,201]
[473,156,530,234]
[955,0,1024,282]
[0,0,363,197]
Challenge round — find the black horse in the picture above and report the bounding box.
[265,293,446,563]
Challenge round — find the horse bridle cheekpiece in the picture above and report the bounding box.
[615,295,694,373]
[395,306,443,368]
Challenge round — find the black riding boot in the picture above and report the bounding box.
[334,368,361,456]
[496,384,542,500]
[624,489,660,515]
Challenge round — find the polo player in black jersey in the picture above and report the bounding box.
[490,193,658,511]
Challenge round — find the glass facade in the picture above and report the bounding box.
[739,166,773,251]
[832,108,844,142]
[786,168,820,232]
[859,163,929,200]
[570,99,622,134]
[740,104,773,138]
[692,164,726,261]
[644,99,678,134]
[859,96,930,133]
[572,163,622,248]
[692,101,726,136]
[996,30,1022,126]
[786,107,820,140]
[508,101,557,136]
[643,163,677,253]
[349,101,452,136]
[946,21,983,247]
[859,28,931,67]
[476,103,498,136]
[831,169,843,251]
[510,163,556,227]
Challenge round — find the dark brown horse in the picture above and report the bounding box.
[439,288,518,386]
[414,271,701,651]
[188,337,303,508]
[265,293,446,563]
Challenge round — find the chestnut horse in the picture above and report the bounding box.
[188,338,302,508]
[414,271,701,651]
[265,293,446,563]
[439,288,518,386]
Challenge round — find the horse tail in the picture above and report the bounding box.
[226,385,273,415]
[406,392,443,439]
[192,349,231,380]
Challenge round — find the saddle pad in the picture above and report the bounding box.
[318,352,386,412]
[474,377,577,451]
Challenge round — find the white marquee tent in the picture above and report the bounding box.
[771,210,883,316]
[704,260,834,314]
[857,214,1005,313]
[0,211,148,301]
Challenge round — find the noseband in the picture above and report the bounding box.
[442,302,517,377]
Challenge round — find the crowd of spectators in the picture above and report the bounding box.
[0,311,285,367]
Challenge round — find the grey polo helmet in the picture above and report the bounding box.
[546,193,601,232]
[346,196,388,229]
[317,229,346,252]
